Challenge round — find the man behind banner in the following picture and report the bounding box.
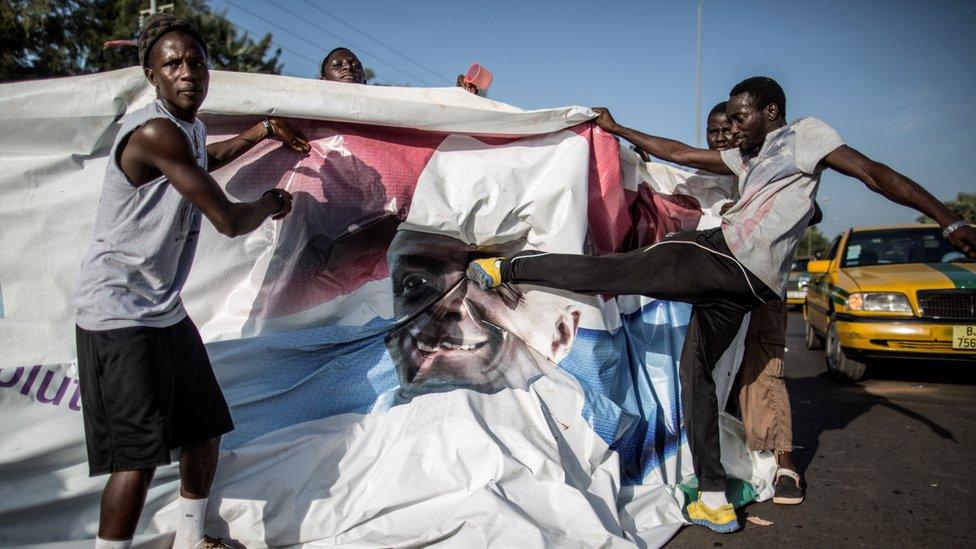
[71,14,310,549]
[320,47,368,84]
[468,76,976,533]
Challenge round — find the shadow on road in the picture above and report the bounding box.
[861,358,976,386]
[784,314,968,473]
[787,370,959,473]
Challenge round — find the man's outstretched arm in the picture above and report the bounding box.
[592,107,733,175]
[126,119,293,237]
[206,117,311,172]
[824,145,976,257]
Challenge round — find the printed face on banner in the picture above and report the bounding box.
[386,230,581,401]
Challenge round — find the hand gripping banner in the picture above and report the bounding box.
[0,68,775,548]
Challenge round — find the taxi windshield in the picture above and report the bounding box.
[842,228,967,267]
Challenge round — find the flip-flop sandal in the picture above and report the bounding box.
[772,467,804,505]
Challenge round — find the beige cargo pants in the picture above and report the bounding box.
[733,300,793,453]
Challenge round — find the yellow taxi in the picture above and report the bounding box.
[785,256,815,308]
[803,224,976,380]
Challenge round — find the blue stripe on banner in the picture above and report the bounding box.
[208,300,692,486]
[208,317,399,449]
[561,300,691,484]
[625,301,691,483]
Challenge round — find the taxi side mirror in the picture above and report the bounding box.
[807,259,831,274]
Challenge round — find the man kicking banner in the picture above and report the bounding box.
[467,77,976,533]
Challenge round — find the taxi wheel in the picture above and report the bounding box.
[805,321,824,350]
[825,320,867,381]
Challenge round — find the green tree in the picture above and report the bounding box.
[795,225,830,258]
[1,0,282,82]
[916,192,976,224]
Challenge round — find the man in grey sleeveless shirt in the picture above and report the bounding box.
[73,14,311,549]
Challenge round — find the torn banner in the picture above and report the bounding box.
[0,68,774,548]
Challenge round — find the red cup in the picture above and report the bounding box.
[464,63,493,91]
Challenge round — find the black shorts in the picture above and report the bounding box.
[75,316,234,476]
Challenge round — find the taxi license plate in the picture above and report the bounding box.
[953,326,976,350]
[787,291,806,299]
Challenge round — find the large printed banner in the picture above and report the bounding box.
[0,68,773,547]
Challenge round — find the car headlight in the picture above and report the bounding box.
[798,279,809,288]
[846,292,913,313]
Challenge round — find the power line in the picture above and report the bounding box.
[224,18,323,67]
[261,0,434,85]
[219,0,433,85]
[295,0,452,83]
[219,0,347,72]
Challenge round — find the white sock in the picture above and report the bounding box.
[95,537,132,549]
[174,496,208,549]
[700,490,729,508]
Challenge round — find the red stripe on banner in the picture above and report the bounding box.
[571,122,703,254]
[571,123,631,255]
[627,187,703,249]
[207,117,448,318]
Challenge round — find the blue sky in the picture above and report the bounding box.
[212,0,976,239]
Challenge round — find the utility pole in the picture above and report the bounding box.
[140,0,175,27]
[695,0,705,147]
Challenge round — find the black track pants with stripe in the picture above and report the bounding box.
[506,227,779,491]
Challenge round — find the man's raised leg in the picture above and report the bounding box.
[469,229,768,308]
[470,233,728,301]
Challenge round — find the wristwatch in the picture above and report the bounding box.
[262,117,274,139]
[942,220,967,239]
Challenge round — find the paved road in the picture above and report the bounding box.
[667,312,976,548]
